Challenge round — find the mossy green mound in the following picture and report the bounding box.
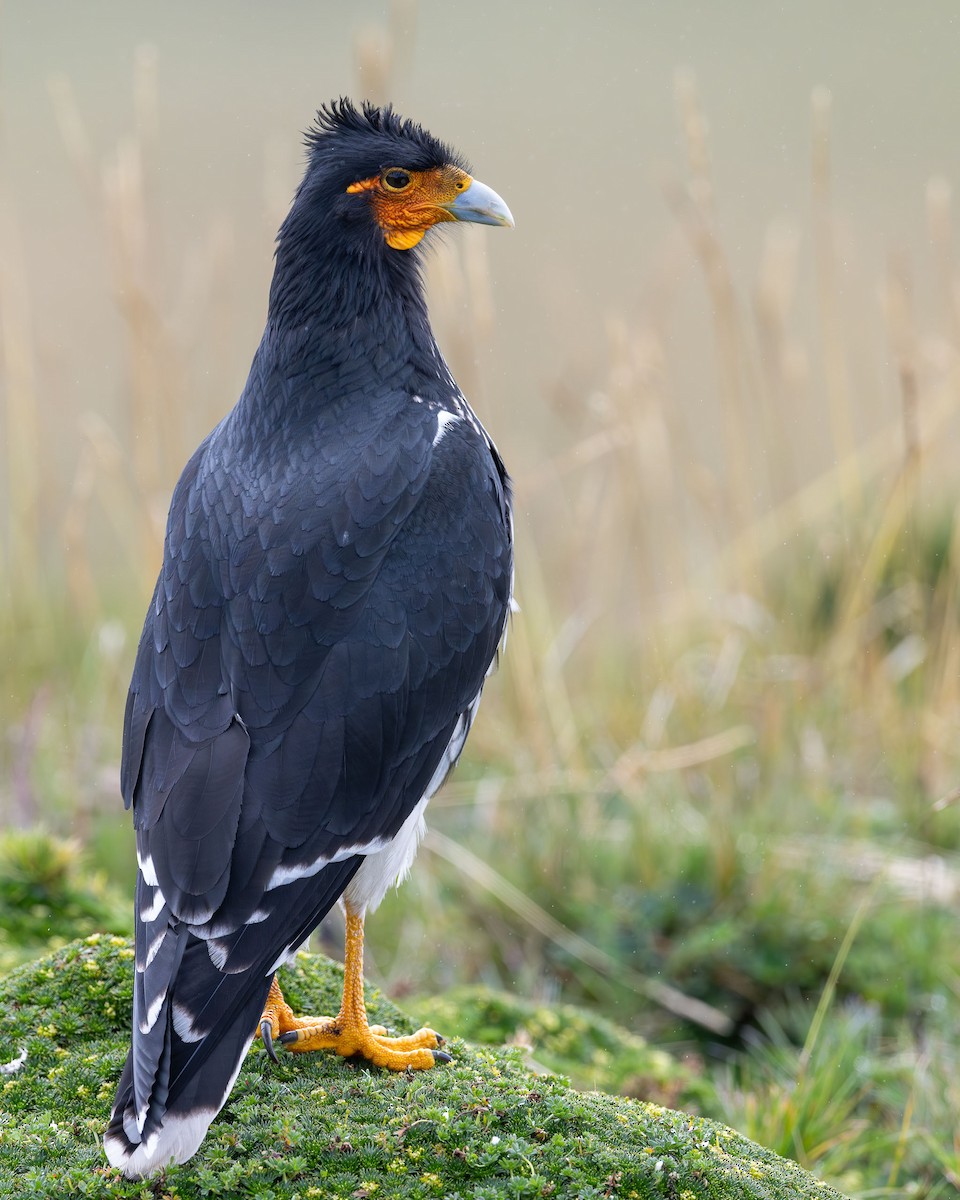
[415,987,708,1109]
[0,937,848,1199]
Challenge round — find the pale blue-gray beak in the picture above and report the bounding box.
[443,178,514,228]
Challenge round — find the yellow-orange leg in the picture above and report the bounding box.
[257,904,450,1071]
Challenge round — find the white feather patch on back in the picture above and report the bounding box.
[432,409,460,447]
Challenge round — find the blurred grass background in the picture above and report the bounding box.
[3,2,960,1195]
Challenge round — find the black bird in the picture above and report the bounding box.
[104,99,514,1178]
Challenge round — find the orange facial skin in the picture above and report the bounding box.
[346,165,473,249]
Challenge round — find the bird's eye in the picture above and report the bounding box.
[382,168,412,192]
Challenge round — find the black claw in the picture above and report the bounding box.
[432,1049,453,1064]
[278,1030,299,1046]
[260,1019,279,1064]
[435,1034,445,1047]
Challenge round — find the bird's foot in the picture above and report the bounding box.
[280,1018,449,1070]
[257,976,449,1070]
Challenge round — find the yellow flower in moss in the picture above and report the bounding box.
[419,1173,443,1190]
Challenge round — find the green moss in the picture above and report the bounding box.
[0,937,848,1199]
[414,987,708,1109]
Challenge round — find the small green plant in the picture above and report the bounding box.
[0,828,130,973]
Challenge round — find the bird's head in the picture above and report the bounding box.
[289,99,513,254]
[269,100,512,333]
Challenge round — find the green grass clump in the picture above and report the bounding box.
[0,828,130,974]
[0,936,849,1199]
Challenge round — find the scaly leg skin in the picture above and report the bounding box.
[257,904,451,1071]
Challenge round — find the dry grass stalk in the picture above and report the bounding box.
[609,724,756,786]
[754,218,803,503]
[51,52,196,590]
[927,498,960,717]
[355,0,418,107]
[926,176,957,345]
[811,85,861,509]
[0,200,41,597]
[671,70,758,568]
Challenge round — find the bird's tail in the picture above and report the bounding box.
[104,929,273,1178]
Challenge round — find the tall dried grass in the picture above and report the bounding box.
[3,15,960,941]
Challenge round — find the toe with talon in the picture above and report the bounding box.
[260,1018,278,1064]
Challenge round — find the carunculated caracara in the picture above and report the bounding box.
[105,99,514,1179]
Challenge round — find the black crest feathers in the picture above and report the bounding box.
[304,98,469,175]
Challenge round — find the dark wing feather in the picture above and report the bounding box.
[107,384,512,1174]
